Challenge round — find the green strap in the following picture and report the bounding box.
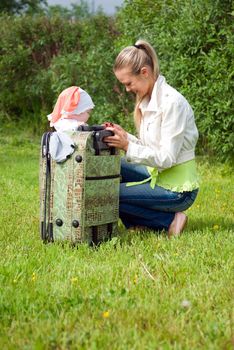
[126,167,158,189]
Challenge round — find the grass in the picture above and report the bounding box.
[0,127,233,350]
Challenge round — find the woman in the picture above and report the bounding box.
[105,40,199,237]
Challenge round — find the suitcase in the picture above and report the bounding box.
[39,125,121,245]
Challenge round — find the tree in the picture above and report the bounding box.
[46,5,71,20]
[71,0,91,19]
[0,0,47,14]
[45,1,104,20]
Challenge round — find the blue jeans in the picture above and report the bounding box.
[120,159,198,232]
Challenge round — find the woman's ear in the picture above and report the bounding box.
[140,66,149,77]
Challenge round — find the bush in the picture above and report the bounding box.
[0,13,123,129]
[0,14,67,120]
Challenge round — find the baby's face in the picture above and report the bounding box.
[78,109,92,123]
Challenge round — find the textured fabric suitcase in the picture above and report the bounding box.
[39,125,121,245]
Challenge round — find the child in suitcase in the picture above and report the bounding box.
[47,86,95,132]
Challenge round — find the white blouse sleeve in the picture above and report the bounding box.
[127,132,143,144]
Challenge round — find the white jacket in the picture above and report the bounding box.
[126,75,199,172]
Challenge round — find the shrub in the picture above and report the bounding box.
[0,14,68,120]
[0,13,122,128]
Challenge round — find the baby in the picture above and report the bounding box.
[47,86,95,132]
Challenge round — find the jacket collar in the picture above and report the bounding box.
[139,75,165,113]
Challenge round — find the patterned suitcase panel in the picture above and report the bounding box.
[40,130,120,244]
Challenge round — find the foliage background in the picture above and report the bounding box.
[0,0,233,160]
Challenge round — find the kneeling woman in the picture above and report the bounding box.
[105,40,199,237]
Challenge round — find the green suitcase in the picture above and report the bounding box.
[39,125,121,245]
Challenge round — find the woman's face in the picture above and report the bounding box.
[115,66,154,98]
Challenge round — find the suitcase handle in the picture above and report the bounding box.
[94,129,114,141]
[93,129,115,154]
[77,125,105,132]
[77,124,115,154]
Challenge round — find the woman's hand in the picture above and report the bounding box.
[104,124,129,152]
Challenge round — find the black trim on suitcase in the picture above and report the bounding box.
[90,224,113,246]
[48,223,54,241]
[91,226,98,246]
[86,174,120,180]
[110,147,116,155]
[107,223,113,239]
[41,132,53,242]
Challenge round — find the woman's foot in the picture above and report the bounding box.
[168,212,187,237]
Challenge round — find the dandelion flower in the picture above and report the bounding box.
[102,311,110,318]
[70,277,78,284]
[31,273,36,282]
[213,224,219,230]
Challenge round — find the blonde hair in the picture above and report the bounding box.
[114,40,160,130]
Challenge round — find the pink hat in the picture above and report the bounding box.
[47,86,94,126]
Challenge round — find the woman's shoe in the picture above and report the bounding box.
[168,212,187,237]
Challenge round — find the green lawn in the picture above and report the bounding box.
[0,129,233,349]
